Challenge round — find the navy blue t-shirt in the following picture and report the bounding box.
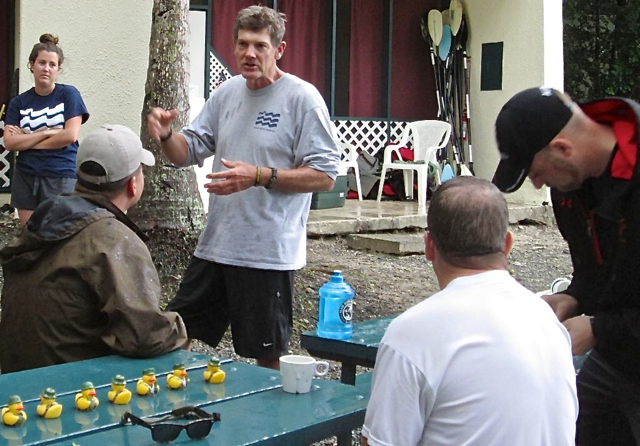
[6,84,89,178]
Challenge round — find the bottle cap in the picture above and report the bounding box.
[551,277,571,293]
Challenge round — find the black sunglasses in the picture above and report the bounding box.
[121,406,221,443]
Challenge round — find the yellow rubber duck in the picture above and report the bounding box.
[75,382,100,411]
[137,368,160,396]
[2,395,28,426]
[166,362,190,390]
[203,357,226,384]
[107,375,132,405]
[36,388,63,419]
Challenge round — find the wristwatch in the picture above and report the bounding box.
[265,167,278,189]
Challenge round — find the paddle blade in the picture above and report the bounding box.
[438,25,452,61]
[420,14,430,43]
[427,10,443,46]
[458,14,469,48]
[449,0,463,36]
[441,164,455,183]
[460,164,474,177]
[441,9,450,27]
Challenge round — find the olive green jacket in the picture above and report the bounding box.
[0,191,187,373]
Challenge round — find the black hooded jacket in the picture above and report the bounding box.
[552,97,640,379]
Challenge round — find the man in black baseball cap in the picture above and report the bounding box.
[492,87,640,445]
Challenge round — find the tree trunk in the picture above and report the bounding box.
[129,0,205,231]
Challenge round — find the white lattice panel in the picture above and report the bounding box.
[389,121,410,147]
[209,51,233,94]
[333,120,386,157]
[0,150,10,187]
[0,120,9,188]
[333,119,411,155]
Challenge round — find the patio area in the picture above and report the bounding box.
[307,198,553,237]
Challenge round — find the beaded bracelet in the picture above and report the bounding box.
[265,167,277,189]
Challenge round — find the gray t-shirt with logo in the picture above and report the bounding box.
[178,73,340,270]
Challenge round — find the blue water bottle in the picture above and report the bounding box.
[317,271,354,340]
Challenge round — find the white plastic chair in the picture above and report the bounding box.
[338,141,362,201]
[376,120,451,212]
[331,122,363,201]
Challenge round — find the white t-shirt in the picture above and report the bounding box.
[179,74,340,270]
[362,270,578,446]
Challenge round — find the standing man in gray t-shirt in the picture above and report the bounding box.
[147,5,340,369]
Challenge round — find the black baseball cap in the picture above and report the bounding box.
[492,87,574,193]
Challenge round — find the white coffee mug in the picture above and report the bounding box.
[279,355,329,394]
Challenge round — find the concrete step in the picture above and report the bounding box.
[346,233,425,255]
[307,199,554,237]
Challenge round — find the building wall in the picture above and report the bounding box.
[465,0,563,205]
[10,0,564,208]
[15,0,153,138]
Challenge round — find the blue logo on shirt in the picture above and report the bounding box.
[255,111,280,129]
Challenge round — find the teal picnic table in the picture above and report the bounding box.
[0,350,370,445]
[302,314,591,386]
[301,315,396,385]
[54,375,372,445]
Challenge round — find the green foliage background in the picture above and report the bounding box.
[564,0,640,102]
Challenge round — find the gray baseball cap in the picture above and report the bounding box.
[77,124,155,184]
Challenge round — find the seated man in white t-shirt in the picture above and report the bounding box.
[362,177,578,446]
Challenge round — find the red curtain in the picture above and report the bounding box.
[0,1,12,105]
[211,0,257,73]
[390,0,436,119]
[278,0,328,96]
[349,0,384,117]
[209,0,437,120]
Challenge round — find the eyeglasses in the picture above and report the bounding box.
[121,406,221,443]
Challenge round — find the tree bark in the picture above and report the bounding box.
[130,0,205,231]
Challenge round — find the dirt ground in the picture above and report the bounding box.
[124,220,574,377]
[0,216,573,366]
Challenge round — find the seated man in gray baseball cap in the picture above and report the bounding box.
[0,124,188,373]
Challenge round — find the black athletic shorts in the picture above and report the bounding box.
[166,256,294,360]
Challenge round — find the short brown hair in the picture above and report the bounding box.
[427,177,508,261]
[76,163,141,198]
[233,6,286,46]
